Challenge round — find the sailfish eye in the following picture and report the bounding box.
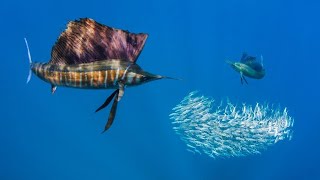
[142,76,148,81]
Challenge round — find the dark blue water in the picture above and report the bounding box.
[1,0,319,179]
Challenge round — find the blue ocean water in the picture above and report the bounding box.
[1,0,319,179]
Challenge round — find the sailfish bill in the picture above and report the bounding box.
[25,18,176,132]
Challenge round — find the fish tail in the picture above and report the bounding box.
[24,38,32,84]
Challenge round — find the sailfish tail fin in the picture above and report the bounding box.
[24,38,32,84]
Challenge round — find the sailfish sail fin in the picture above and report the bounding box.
[49,18,148,65]
[240,52,256,64]
[240,52,248,62]
[240,52,264,72]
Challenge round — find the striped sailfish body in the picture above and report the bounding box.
[31,59,162,89]
[26,18,172,132]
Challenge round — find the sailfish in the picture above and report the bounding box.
[25,18,172,132]
[227,52,265,84]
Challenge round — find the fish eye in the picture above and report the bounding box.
[142,76,148,81]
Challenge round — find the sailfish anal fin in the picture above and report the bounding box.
[49,18,148,65]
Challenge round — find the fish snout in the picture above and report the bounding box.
[233,62,242,69]
[142,74,163,82]
[226,61,241,70]
[232,62,246,72]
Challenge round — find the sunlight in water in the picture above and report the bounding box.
[170,91,294,158]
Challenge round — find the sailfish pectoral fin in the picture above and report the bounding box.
[95,89,119,113]
[240,72,248,85]
[102,91,119,133]
[51,85,57,94]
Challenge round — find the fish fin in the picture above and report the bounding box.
[244,77,248,84]
[242,75,248,85]
[102,92,119,133]
[95,89,119,113]
[246,61,264,72]
[27,70,32,84]
[240,52,248,62]
[51,85,57,94]
[240,72,248,85]
[240,52,264,71]
[240,52,256,64]
[50,18,148,65]
[24,38,32,84]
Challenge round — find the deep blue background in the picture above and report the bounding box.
[1,0,319,179]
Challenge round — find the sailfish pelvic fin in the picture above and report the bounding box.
[240,73,248,85]
[95,89,119,113]
[102,90,120,133]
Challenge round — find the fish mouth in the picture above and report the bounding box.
[226,60,237,68]
[142,71,163,82]
[226,61,238,71]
